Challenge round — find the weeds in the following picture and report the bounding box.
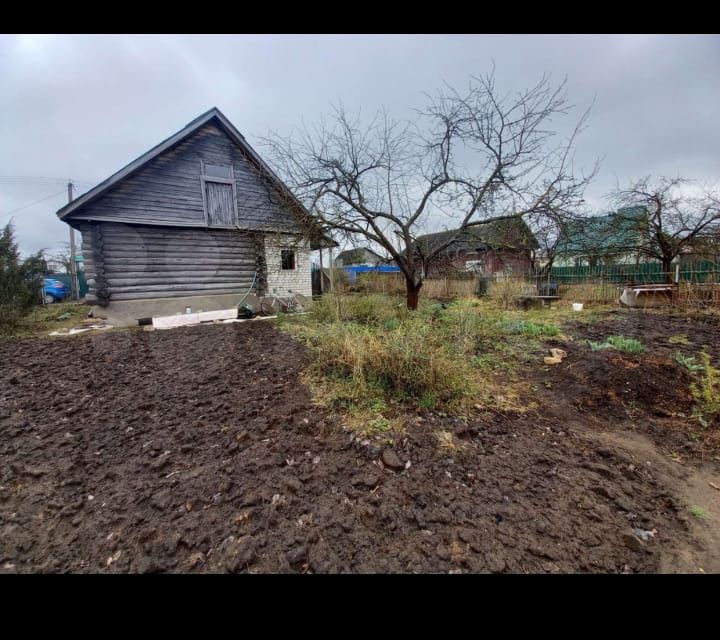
[285,293,595,431]
[298,316,477,410]
[606,335,646,354]
[675,352,704,372]
[287,295,535,421]
[488,277,525,310]
[1,300,87,339]
[587,340,606,352]
[586,335,646,354]
[689,352,720,424]
[502,320,560,337]
[310,293,410,327]
[690,505,707,519]
[419,392,438,410]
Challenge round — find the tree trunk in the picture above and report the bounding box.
[405,277,422,310]
[662,257,674,283]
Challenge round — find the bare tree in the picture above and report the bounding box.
[610,176,720,281]
[526,206,581,275]
[46,242,72,274]
[263,69,596,309]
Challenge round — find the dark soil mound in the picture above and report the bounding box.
[543,343,694,420]
[566,309,720,362]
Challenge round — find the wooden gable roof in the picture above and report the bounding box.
[56,107,311,230]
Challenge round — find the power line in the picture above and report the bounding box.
[0,175,67,180]
[0,189,68,221]
[0,176,94,187]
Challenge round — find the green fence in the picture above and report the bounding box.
[540,261,720,284]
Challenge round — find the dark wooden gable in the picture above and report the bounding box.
[66,121,300,232]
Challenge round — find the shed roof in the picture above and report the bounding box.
[55,107,332,247]
[335,246,385,263]
[413,217,538,255]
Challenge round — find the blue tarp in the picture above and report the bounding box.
[343,264,401,282]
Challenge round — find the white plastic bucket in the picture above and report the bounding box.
[572,303,583,312]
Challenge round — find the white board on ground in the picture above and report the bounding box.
[151,308,239,329]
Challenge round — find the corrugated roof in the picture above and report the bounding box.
[556,206,647,256]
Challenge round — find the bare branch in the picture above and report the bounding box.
[260,69,596,308]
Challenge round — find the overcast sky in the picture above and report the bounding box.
[1,34,719,258]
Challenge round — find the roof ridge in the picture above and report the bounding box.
[56,108,294,221]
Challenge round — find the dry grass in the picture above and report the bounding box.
[676,282,720,308]
[0,301,89,339]
[309,293,411,326]
[301,316,477,407]
[488,277,525,309]
[690,352,720,424]
[347,273,480,300]
[281,294,616,436]
[421,277,478,299]
[354,272,406,295]
[560,281,621,304]
[434,429,468,452]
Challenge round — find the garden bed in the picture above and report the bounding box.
[1,302,718,573]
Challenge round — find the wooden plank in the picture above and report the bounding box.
[111,287,251,301]
[152,307,238,329]
[101,242,255,253]
[106,275,254,287]
[102,250,256,261]
[100,223,254,239]
[102,234,254,245]
[109,281,253,293]
[104,256,255,266]
[103,267,255,277]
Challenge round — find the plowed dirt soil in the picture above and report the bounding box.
[1,313,718,573]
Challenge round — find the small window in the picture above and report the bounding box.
[465,259,484,273]
[204,163,232,179]
[281,250,296,270]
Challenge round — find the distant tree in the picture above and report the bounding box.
[47,242,73,274]
[0,223,45,332]
[611,177,720,281]
[527,207,581,275]
[264,69,596,309]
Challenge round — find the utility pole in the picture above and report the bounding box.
[328,235,334,293]
[67,180,78,300]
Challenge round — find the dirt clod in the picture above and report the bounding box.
[381,449,405,471]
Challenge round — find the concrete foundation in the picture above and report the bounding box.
[89,293,259,327]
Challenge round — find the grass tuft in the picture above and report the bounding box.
[502,320,560,337]
[689,352,720,424]
[586,335,646,354]
[690,505,707,519]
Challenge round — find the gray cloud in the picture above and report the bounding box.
[1,34,718,256]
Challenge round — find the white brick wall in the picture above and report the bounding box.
[264,234,313,297]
